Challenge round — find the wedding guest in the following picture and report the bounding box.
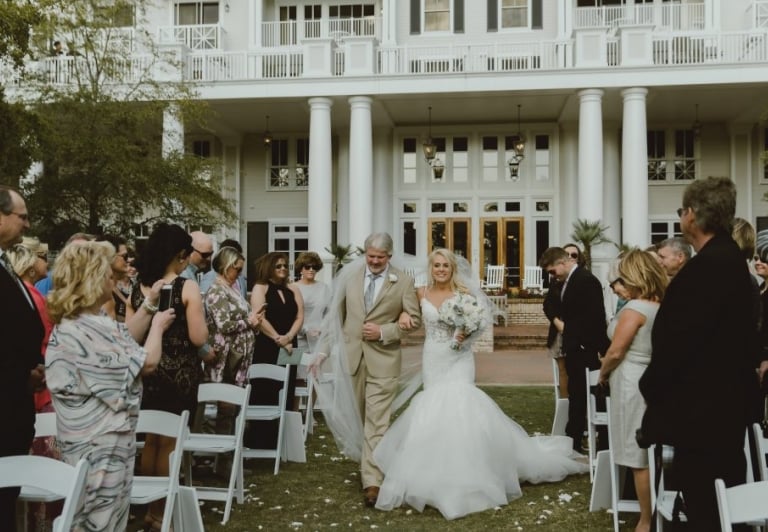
[640,177,761,530]
[199,238,248,299]
[656,236,691,280]
[46,241,174,530]
[293,251,331,352]
[247,252,304,447]
[35,232,95,296]
[127,223,209,530]
[205,247,263,433]
[599,249,667,532]
[96,234,131,322]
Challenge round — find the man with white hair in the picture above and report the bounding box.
[656,236,692,279]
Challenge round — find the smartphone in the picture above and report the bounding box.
[158,284,173,311]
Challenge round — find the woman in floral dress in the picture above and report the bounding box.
[205,246,263,432]
[45,241,173,531]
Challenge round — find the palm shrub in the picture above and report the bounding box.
[570,219,612,270]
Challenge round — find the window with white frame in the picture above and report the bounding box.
[425,0,450,32]
[647,128,696,182]
[268,137,309,190]
[534,135,550,181]
[402,138,417,184]
[482,136,499,181]
[271,222,309,276]
[650,220,682,245]
[501,0,527,28]
[452,137,468,182]
[191,139,211,158]
[329,4,375,18]
[176,2,219,25]
[401,201,419,256]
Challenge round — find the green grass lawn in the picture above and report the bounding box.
[196,387,632,531]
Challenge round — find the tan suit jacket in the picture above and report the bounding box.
[340,264,421,377]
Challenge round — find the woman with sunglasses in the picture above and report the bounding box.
[293,251,331,353]
[248,251,304,448]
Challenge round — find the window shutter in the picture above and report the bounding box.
[487,0,498,32]
[410,0,421,34]
[454,0,464,33]
[532,0,543,29]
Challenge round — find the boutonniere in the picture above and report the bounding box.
[388,273,398,283]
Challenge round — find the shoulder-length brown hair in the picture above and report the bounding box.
[617,248,667,302]
[253,252,289,285]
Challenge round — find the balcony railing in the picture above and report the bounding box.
[9,30,768,86]
[261,17,381,47]
[574,3,705,32]
[157,24,223,50]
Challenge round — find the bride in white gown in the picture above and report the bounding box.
[372,248,588,520]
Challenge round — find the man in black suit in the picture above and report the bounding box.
[0,186,45,529]
[640,177,761,530]
[540,246,609,453]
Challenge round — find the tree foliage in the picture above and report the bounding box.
[10,0,234,247]
[0,1,45,69]
[570,219,612,271]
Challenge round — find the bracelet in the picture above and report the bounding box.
[142,299,158,314]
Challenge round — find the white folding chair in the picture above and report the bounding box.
[753,423,768,481]
[242,363,291,474]
[551,359,568,436]
[648,444,687,531]
[586,369,608,482]
[715,478,768,531]
[605,397,641,531]
[4,455,88,532]
[34,411,57,438]
[183,382,250,525]
[131,409,189,532]
[295,352,316,440]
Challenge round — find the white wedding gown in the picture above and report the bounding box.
[373,297,589,520]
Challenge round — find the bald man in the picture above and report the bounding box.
[181,231,213,282]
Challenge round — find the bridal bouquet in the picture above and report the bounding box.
[438,293,489,350]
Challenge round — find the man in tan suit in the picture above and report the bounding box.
[338,232,421,507]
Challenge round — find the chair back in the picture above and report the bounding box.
[715,478,768,531]
[523,265,544,290]
[137,409,189,441]
[198,382,250,407]
[35,411,57,438]
[753,423,768,481]
[0,456,88,532]
[483,264,505,291]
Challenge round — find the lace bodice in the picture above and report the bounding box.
[422,297,457,344]
[420,297,474,388]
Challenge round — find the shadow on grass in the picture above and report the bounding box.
[189,386,632,531]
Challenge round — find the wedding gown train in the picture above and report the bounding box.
[373,297,588,520]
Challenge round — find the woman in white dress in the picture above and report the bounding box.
[598,249,667,532]
[372,248,588,520]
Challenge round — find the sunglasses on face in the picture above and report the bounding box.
[755,255,765,263]
[274,264,288,270]
[610,277,625,288]
[37,253,48,261]
[568,252,579,259]
[193,247,213,259]
[546,269,557,276]
[302,265,319,271]
[677,207,688,217]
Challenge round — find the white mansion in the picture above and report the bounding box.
[16,0,768,288]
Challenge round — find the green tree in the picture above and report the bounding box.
[570,219,612,271]
[14,0,234,246]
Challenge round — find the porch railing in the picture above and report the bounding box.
[574,3,705,32]
[261,17,381,47]
[157,24,223,50]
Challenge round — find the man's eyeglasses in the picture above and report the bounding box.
[609,277,625,289]
[193,247,213,259]
[37,253,47,261]
[9,211,28,221]
[274,264,289,270]
[568,252,579,260]
[677,207,688,218]
[115,252,129,260]
[546,269,557,276]
[302,265,319,271]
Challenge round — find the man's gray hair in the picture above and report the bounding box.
[0,185,18,215]
[364,232,393,256]
[659,236,692,261]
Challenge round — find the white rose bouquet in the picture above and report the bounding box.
[438,293,489,350]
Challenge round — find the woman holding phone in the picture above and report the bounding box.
[126,223,210,531]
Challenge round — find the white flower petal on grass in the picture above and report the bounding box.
[344,479,352,484]
[270,505,282,510]
[249,483,258,488]
[285,489,291,494]
[558,493,573,503]
[363,515,370,520]
[527,501,536,506]
[543,509,553,515]
[325,498,333,503]
[542,495,550,501]
[494,506,502,511]
[371,526,379,529]
[290,522,303,528]
[406,510,412,515]
[330,524,338,527]
[317,486,324,490]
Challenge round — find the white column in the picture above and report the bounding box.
[381,0,396,44]
[348,96,373,249]
[559,121,579,241]
[621,87,649,248]
[308,97,334,260]
[162,103,184,157]
[372,128,393,232]
[336,134,350,246]
[603,123,621,246]
[577,89,604,222]
[251,0,263,48]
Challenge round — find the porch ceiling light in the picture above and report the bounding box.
[423,106,436,162]
[692,103,702,138]
[507,104,525,181]
[430,156,445,180]
[263,115,273,149]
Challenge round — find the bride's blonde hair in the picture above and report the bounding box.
[428,248,469,294]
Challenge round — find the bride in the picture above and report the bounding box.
[371,248,588,520]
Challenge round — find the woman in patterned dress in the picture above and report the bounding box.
[127,223,210,530]
[204,246,263,432]
[45,241,174,531]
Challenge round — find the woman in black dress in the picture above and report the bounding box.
[127,223,210,531]
[247,252,304,447]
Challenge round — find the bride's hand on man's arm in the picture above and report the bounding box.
[398,312,415,330]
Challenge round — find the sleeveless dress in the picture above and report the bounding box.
[373,296,588,520]
[607,298,659,468]
[131,276,202,417]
